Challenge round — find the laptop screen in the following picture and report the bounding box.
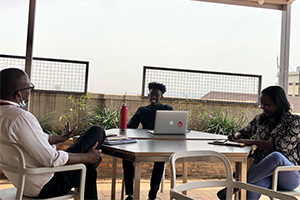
[151,110,188,135]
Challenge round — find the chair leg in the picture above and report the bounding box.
[74,187,79,200]
[160,164,165,193]
[121,173,125,200]
[182,161,188,195]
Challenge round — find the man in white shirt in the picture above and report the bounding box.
[0,68,105,199]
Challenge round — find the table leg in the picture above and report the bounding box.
[235,163,240,200]
[133,162,141,200]
[235,161,247,200]
[182,161,188,195]
[111,157,117,200]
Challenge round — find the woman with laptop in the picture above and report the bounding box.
[122,82,172,200]
[217,86,300,200]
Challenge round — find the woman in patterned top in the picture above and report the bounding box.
[217,86,300,200]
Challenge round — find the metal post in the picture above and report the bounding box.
[278,4,291,94]
[24,0,36,111]
[141,67,146,98]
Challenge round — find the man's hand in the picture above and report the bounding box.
[86,142,102,166]
[66,142,102,166]
[48,122,77,145]
[61,122,77,141]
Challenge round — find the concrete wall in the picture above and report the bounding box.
[30,91,261,179]
[30,92,261,133]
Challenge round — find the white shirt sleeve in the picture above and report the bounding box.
[10,111,69,167]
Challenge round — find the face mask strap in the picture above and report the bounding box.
[17,91,26,108]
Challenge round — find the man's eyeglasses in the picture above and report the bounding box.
[13,83,35,95]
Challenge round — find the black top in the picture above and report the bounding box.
[127,103,173,129]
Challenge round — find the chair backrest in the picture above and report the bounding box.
[272,165,300,200]
[169,150,298,200]
[0,141,86,200]
[169,150,234,189]
[0,141,29,198]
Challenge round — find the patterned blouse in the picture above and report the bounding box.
[238,113,300,165]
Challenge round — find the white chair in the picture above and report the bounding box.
[0,141,86,200]
[271,165,300,199]
[169,150,298,200]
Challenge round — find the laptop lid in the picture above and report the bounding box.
[150,110,189,135]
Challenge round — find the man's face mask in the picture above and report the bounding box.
[18,92,26,108]
[19,100,26,108]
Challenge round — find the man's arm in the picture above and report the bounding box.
[127,108,141,128]
[14,113,70,167]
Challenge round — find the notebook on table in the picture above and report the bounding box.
[104,135,137,145]
[148,110,189,135]
[208,139,246,147]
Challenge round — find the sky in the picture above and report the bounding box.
[0,0,299,95]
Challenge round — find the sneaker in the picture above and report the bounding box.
[217,187,239,200]
[125,195,133,200]
[217,188,226,200]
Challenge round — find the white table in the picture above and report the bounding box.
[102,133,251,200]
[105,128,229,140]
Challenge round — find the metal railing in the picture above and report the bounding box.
[0,54,89,94]
[142,66,262,105]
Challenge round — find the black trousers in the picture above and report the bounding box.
[122,160,165,199]
[37,125,106,200]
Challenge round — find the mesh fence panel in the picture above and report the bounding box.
[142,66,261,105]
[0,54,88,94]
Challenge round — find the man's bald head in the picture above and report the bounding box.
[0,68,28,100]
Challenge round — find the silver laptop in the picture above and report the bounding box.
[148,110,189,135]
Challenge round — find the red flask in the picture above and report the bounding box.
[119,102,128,135]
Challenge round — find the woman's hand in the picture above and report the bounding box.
[237,139,274,150]
[228,132,243,142]
[228,134,237,141]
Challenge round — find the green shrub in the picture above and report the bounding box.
[89,105,120,130]
[36,111,58,135]
[195,107,247,135]
[172,100,248,135]
[57,93,124,134]
[59,93,92,135]
[89,94,128,130]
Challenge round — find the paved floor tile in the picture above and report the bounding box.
[1,178,300,200]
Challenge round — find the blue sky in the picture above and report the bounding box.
[0,0,299,95]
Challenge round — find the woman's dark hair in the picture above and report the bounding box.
[148,82,166,94]
[261,86,290,122]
